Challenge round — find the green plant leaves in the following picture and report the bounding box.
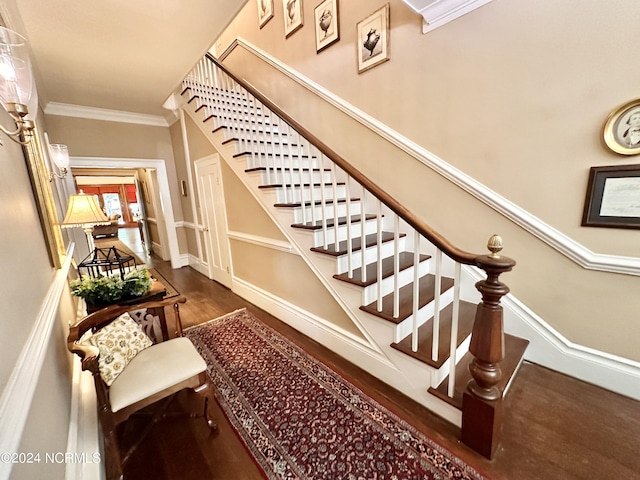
[70,268,152,305]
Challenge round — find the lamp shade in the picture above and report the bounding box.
[0,27,32,108]
[61,191,110,228]
[49,143,69,170]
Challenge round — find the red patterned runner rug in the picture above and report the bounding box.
[185,308,486,480]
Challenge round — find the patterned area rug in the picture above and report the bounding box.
[185,308,486,480]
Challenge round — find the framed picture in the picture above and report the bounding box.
[582,164,640,229]
[356,4,390,74]
[314,0,339,53]
[603,99,640,155]
[257,0,274,28]
[283,0,303,38]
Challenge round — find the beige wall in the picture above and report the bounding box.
[0,110,72,479]
[211,0,640,360]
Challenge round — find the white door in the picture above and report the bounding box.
[195,155,232,288]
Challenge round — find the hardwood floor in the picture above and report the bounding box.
[116,248,640,479]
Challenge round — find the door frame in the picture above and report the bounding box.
[66,157,182,268]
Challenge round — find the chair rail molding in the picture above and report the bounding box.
[218,37,640,277]
[0,245,74,480]
[401,0,494,33]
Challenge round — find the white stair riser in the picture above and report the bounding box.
[312,218,379,246]
[292,201,362,224]
[241,154,319,170]
[236,141,311,156]
[361,259,432,305]
[394,288,455,343]
[257,169,331,185]
[275,184,346,204]
[430,335,472,388]
[335,237,407,272]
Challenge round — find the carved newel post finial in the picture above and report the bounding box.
[487,234,503,258]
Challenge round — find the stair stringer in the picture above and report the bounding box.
[183,100,465,425]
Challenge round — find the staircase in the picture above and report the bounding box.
[181,53,528,458]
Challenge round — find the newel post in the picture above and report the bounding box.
[462,234,515,459]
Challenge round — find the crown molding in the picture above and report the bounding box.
[402,0,494,33]
[44,102,171,127]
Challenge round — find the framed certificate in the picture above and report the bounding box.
[582,164,640,229]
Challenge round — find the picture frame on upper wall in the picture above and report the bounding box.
[283,0,303,38]
[257,0,274,28]
[356,4,390,74]
[603,99,640,155]
[314,0,339,53]
[582,164,640,229]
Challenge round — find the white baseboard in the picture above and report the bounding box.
[504,293,640,401]
[65,359,103,480]
[231,276,377,360]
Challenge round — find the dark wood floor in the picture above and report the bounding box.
[119,254,640,480]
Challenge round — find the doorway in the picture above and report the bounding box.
[195,155,231,288]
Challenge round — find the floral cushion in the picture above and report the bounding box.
[90,312,153,386]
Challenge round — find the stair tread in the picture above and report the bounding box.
[213,125,286,135]
[311,232,404,256]
[259,182,345,189]
[235,151,316,159]
[360,274,455,324]
[428,334,530,409]
[292,214,377,230]
[334,252,430,287]
[245,166,329,173]
[390,301,477,368]
[274,198,361,208]
[222,138,304,149]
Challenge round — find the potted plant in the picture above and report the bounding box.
[70,267,153,311]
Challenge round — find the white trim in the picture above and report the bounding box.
[224,37,640,277]
[69,157,182,269]
[0,245,74,480]
[232,276,385,363]
[65,299,102,480]
[401,0,494,34]
[178,220,196,229]
[463,265,640,401]
[44,102,170,127]
[227,230,297,255]
[179,110,206,267]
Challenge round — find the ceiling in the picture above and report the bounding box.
[0,0,247,119]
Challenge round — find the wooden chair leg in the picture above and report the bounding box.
[102,424,124,480]
[193,374,217,430]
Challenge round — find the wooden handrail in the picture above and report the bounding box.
[205,53,478,265]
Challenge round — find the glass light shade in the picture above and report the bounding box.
[49,144,69,170]
[0,27,33,109]
[61,191,110,228]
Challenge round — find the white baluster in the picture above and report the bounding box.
[376,200,383,312]
[346,175,353,278]
[360,185,366,283]
[393,215,400,319]
[447,262,462,397]
[318,149,327,249]
[432,249,442,363]
[412,231,420,352]
[331,162,339,252]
